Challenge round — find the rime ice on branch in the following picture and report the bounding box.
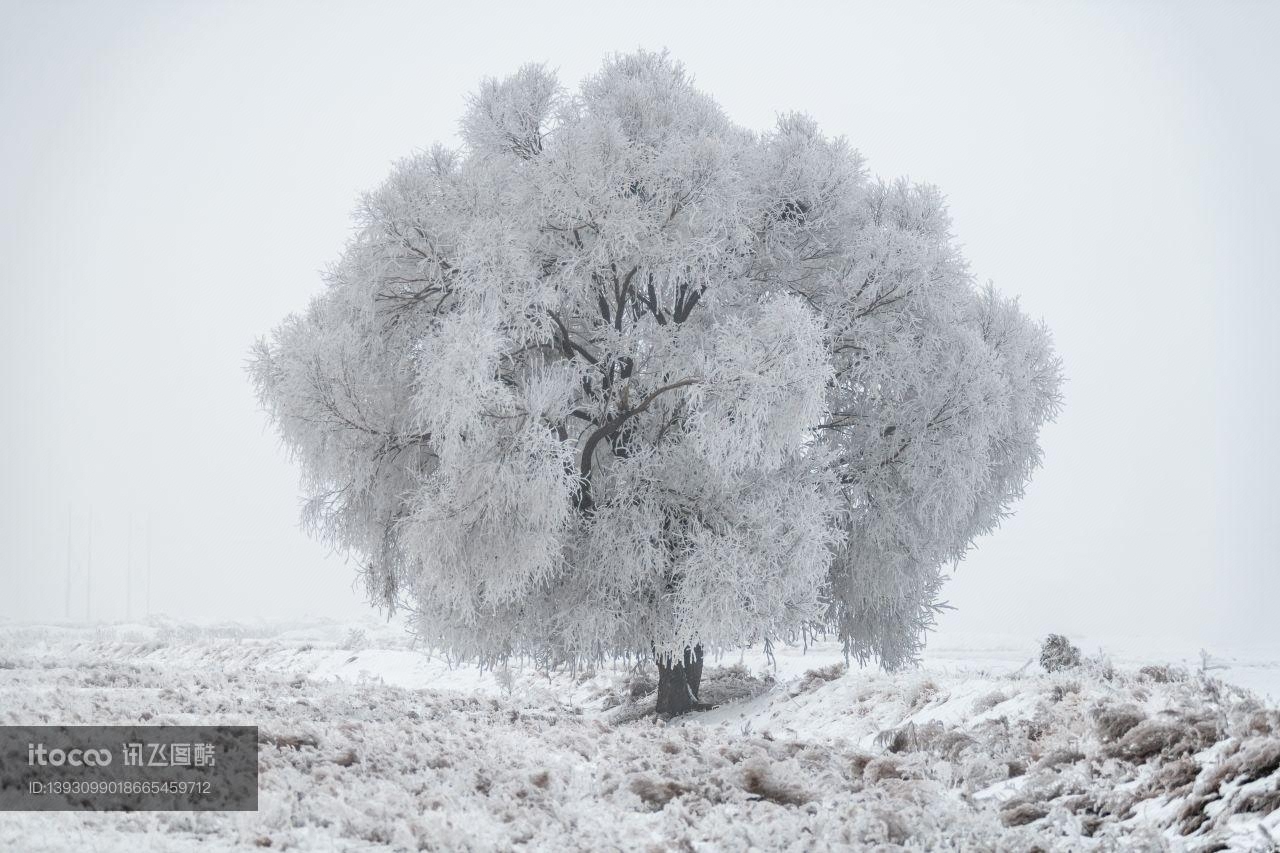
[250,51,1062,713]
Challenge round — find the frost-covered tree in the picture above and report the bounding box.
[250,52,1062,714]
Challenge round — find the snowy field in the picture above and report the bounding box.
[1,618,1278,851]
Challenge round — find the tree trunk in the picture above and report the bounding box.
[684,644,704,697]
[655,645,706,716]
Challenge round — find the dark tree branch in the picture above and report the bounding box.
[575,377,699,513]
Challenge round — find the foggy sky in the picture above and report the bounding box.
[2,1,1276,647]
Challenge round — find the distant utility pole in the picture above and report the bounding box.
[85,506,92,623]
[65,505,73,620]
[126,514,133,622]
[146,516,152,619]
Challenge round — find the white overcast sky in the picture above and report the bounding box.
[1,1,1276,647]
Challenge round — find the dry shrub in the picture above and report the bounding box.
[1093,788,1137,821]
[1001,800,1049,827]
[740,759,811,805]
[936,729,978,761]
[625,673,656,699]
[1138,664,1185,684]
[862,756,902,784]
[1171,738,1280,836]
[1236,787,1280,814]
[1039,635,1082,672]
[841,750,872,779]
[1199,738,1280,793]
[1019,717,1048,743]
[906,679,942,711]
[763,739,806,762]
[1092,703,1146,744]
[957,755,1007,790]
[1035,748,1086,770]
[878,720,943,754]
[264,733,320,750]
[1241,709,1280,737]
[795,662,846,693]
[697,665,772,707]
[1176,793,1217,835]
[1056,794,1089,814]
[1049,681,1081,703]
[340,628,368,651]
[974,690,1008,714]
[856,808,913,846]
[1232,739,1280,784]
[630,774,689,809]
[1108,717,1215,762]
[1150,756,1200,795]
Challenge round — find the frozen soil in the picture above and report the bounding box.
[0,621,1277,851]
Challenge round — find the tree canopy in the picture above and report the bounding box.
[250,51,1062,673]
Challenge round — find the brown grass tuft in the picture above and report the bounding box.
[1001,801,1050,827]
[1092,703,1146,744]
[630,775,689,809]
[1109,720,1192,762]
[741,760,811,806]
[1035,748,1086,770]
[1150,756,1200,794]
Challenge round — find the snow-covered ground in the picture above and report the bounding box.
[1,618,1277,851]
